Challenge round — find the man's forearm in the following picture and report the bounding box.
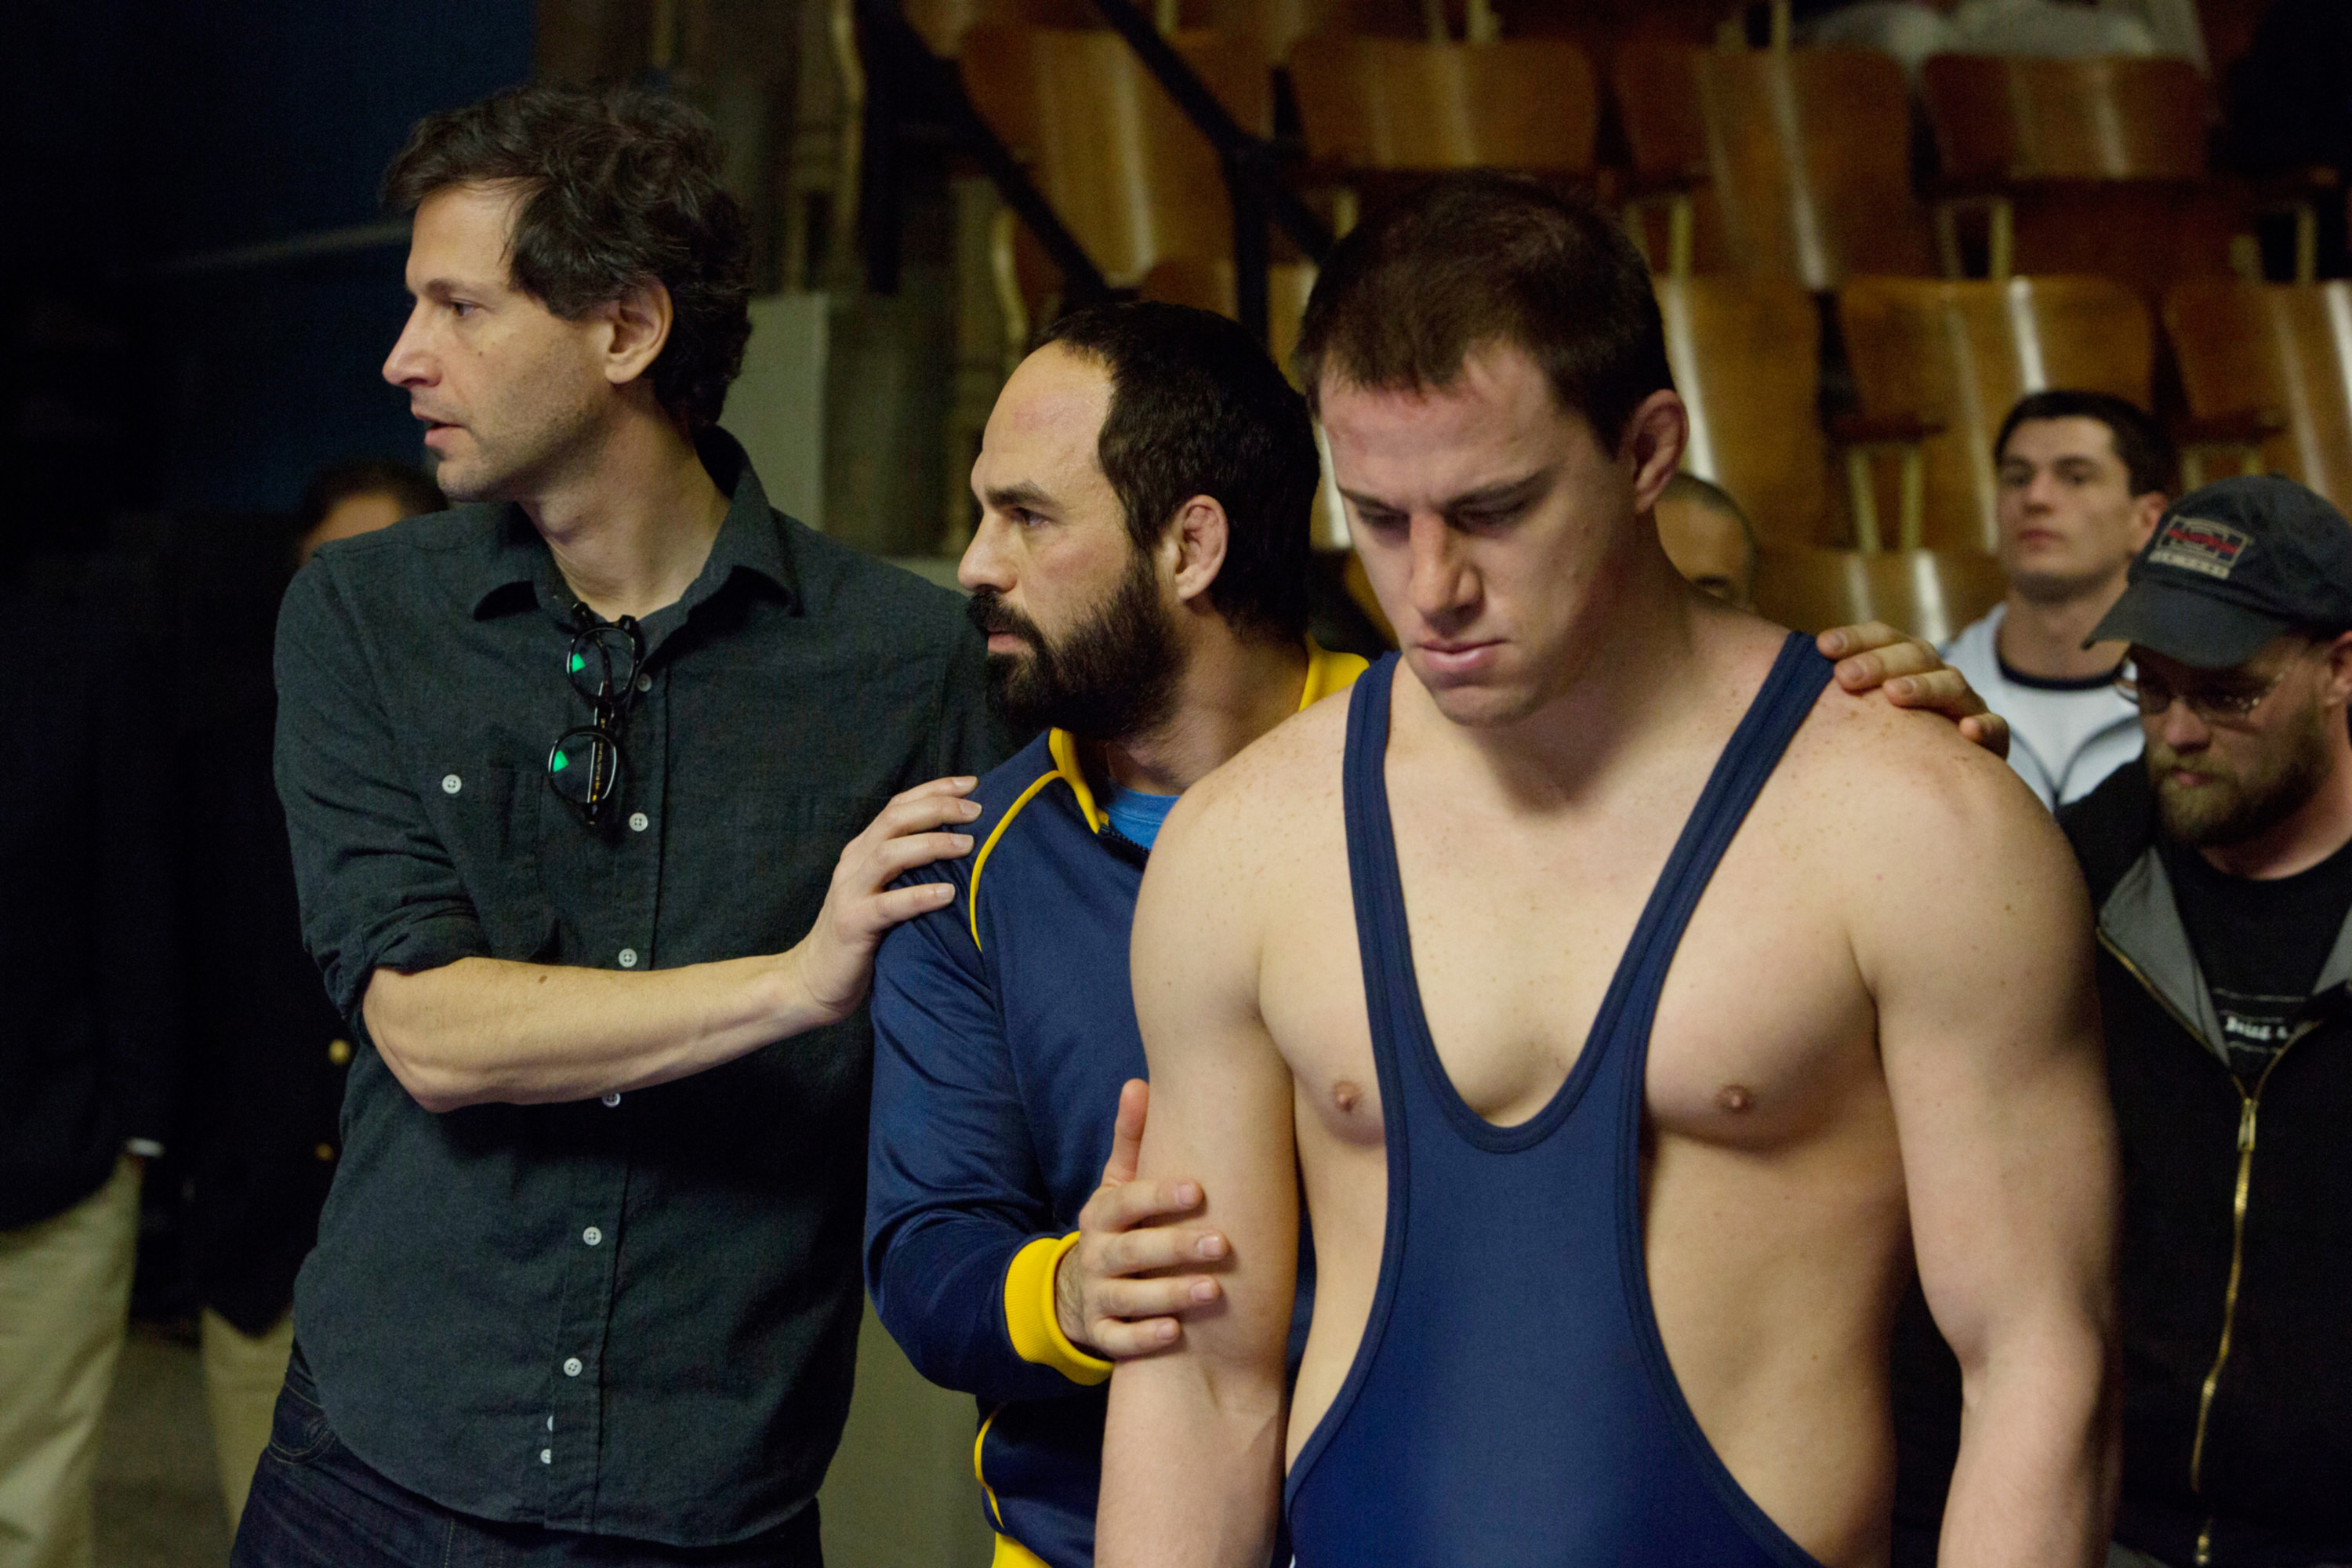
[1940,1319,2117,1568]
[1097,1359,1285,1568]
[363,946,836,1112]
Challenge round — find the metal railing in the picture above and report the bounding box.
[853,0,1113,310]
[852,0,1335,346]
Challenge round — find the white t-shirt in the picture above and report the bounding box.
[1802,0,2165,77]
[1942,603,2145,811]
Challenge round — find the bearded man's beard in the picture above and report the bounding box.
[2150,691,2334,848]
[966,550,1182,742]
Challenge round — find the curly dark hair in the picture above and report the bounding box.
[382,83,752,430]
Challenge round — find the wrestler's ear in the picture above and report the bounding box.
[1165,494,1229,608]
[1618,390,1690,517]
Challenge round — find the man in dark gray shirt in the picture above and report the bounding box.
[235,84,1003,1566]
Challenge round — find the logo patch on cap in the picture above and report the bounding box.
[2150,517,2254,580]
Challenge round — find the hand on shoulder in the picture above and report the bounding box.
[1817,621,2010,761]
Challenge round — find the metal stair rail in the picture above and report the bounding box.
[855,0,1335,346]
[1081,0,1336,342]
[855,0,1114,309]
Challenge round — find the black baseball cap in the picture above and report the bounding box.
[2088,474,2352,669]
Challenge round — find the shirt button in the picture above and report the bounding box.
[628,811,649,833]
[546,1414,556,1432]
[314,1143,336,1163]
[583,1226,603,1247]
[327,1038,353,1066]
[564,1357,583,1377]
[540,1448,553,1465]
[601,1092,622,1108]
[441,774,462,795]
[635,673,652,693]
[618,948,638,968]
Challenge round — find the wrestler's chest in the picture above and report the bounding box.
[1262,808,1868,1150]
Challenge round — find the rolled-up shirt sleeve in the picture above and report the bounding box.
[274,561,488,1028]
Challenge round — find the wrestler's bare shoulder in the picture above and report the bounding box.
[1153,681,1353,868]
[1768,644,2082,898]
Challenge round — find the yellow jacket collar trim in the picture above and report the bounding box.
[1045,728,1105,834]
[1046,641,1367,837]
[1301,638,1371,710]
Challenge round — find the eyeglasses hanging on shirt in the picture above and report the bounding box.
[547,604,644,827]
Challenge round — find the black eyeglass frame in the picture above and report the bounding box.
[546,608,646,826]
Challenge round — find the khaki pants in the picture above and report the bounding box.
[0,1157,140,1568]
[201,1309,293,1533]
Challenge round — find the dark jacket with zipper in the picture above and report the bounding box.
[2061,761,2352,1568]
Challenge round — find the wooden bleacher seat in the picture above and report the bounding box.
[1138,259,1320,371]
[960,25,1272,344]
[926,0,1427,59]
[1924,54,2209,187]
[1838,276,2155,552]
[1752,548,2009,644]
[1137,259,1355,550]
[1918,54,2267,293]
[1653,274,1833,548]
[1457,0,1748,49]
[1200,0,1428,60]
[1614,43,1936,287]
[960,27,1273,252]
[1287,36,1599,195]
[904,0,1101,56]
[2165,281,2352,510]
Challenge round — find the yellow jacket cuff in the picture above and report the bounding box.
[992,1534,1052,1568]
[1004,1232,1112,1386]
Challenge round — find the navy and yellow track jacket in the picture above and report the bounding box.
[865,644,1365,1568]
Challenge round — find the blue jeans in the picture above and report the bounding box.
[231,1348,822,1568]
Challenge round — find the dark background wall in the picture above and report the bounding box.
[5,0,533,550]
[144,4,535,515]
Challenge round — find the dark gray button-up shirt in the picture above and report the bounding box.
[274,430,1005,1544]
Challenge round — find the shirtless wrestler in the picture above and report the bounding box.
[1095,175,2118,1568]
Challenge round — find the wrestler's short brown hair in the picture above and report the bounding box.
[1293,172,1674,450]
[383,83,751,430]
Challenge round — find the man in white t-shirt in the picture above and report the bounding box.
[1798,0,2182,78]
[1942,390,2172,809]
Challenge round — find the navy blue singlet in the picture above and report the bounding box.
[1285,633,1835,1568]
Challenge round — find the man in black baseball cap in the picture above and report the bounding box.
[2058,472,2352,1568]
[2090,471,2352,671]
